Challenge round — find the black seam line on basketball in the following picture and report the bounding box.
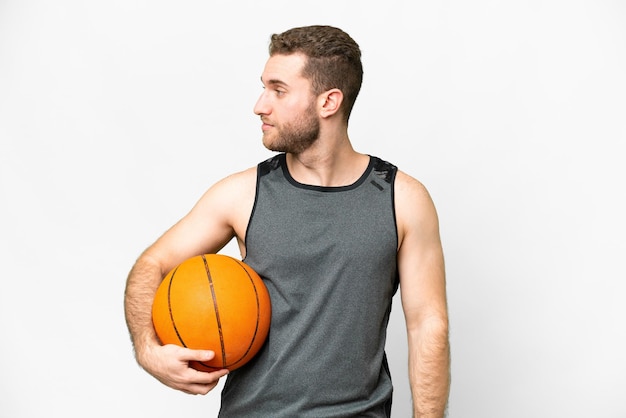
[167,267,189,348]
[202,255,227,368]
[231,259,261,368]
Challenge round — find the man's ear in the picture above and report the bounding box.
[319,88,344,119]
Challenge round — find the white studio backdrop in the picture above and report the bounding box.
[1,1,625,417]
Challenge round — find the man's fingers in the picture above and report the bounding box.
[182,368,229,395]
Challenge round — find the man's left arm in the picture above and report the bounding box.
[395,171,450,417]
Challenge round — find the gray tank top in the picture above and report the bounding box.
[219,153,399,417]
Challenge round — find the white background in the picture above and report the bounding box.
[1,1,625,417]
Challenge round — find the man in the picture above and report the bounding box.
[124,25,450,417]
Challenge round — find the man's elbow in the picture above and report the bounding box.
[408,312,449,347]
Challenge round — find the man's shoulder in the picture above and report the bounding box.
[393,169,440,239]
[392,167,438,219]
[207,165,258,205]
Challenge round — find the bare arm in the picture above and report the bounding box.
[123,167,257,394]
[396,171,450,417]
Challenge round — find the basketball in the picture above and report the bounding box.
[151,254,271,372]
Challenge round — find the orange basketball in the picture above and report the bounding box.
[152,254,271,371]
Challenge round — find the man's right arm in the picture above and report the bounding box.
[124,252,228,394]
[123,167,257,394]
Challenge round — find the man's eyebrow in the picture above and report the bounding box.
[261,76,288,87]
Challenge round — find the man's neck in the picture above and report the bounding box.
[285,143,370,187]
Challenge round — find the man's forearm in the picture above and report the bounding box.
[124,255,164,359]
[408,317,451,418]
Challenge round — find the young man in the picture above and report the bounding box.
[124,25,450,417]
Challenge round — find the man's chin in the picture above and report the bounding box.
[262,135,274,150]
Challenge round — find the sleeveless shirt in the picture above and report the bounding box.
[219,153,399,417]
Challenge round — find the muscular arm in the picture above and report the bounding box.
[124,167,257,394]
[125,252,226,394]
[396,171,450,417]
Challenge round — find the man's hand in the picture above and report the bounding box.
[137,344,229,395]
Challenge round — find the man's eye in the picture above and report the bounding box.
[275,90,285,96]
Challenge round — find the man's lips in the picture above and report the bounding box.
[261,120,274,131]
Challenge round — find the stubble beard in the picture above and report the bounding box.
[263,104,320,154]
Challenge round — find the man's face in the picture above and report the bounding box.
[254,53,320,154]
